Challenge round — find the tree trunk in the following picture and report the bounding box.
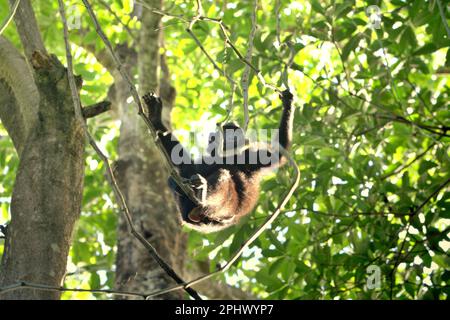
[0,1,85,299]
[0,53,85,300]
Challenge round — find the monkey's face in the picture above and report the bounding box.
[207,123,245,156]
[222,123,245,151]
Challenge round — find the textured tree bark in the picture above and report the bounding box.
[0,36,39,156]
[7,0,47,58]
[0,1,86,299]
[0,52,85,299]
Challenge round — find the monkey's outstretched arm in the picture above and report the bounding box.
[278,89,294,152]
[142,93,192,170]
[248,89,295,170]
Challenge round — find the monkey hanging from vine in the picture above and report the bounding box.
[142,89,294,233]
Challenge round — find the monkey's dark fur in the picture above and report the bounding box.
[143,90,294,233]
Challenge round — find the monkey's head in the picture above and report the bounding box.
[208,122,247,156]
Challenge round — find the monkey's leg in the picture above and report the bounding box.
[186,170,235,223]
[191,169,234,205]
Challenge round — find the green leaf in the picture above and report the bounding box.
[413,43,439,55]
[342,34,361,61]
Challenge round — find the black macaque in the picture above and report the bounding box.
[142,90,294,233]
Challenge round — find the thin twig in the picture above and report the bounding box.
[136,0,220,24]
[381,141,438,180]
[411,177,450,217]
[97,0,137,41]
[139,0,281,96]
[436,0,450,39]
[275,0,281,46]
[241,0,258,131]
[185,28,235,86]
[222,31,280,93]
[135,1,188,22]
[0,0,21,35]
[389,220,410,300]
[0,281,146,299]
[389,177,450,299]
[281,41,295,89]
[180,4,236,125]
[288,59,450,139]
[374,26,401,106]
[60,0,201,301]
[404,79,446,127]
[58,0,83,120]
[195,0,204,16]
[274,1,295,90]
[375,114,450,138]
[354,120,391,137]
[331,25,351,90]
[184,0,236,89]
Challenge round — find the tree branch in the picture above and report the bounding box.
[8,0,46,60]
[241,0,258,131]
[189,260,256,300]
[0,281,146,299]
[82,101,111,119]
[381,141,439,180]
[436,0,450,39]
[97,0,137,41]
[0,36,39,155]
